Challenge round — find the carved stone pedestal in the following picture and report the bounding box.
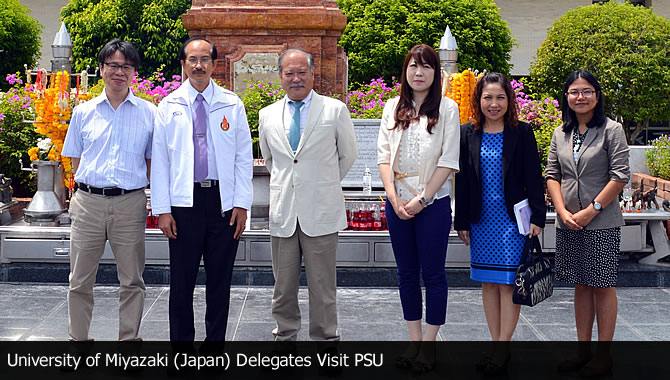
[182,0,348,98]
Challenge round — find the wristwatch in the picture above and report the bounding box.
[419,195,434,207]
[592,200,602,211]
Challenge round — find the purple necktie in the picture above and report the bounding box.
[193,93,208,182]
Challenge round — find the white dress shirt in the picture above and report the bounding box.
[282,90,314,138]
[62,89,155,190]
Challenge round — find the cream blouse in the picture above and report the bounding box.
[378,96,460,202]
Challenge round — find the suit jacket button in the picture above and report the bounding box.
[293,159,298,163]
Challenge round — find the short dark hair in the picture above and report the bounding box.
[393,44,442,134]
[97,39,141,69]
[179,37,218,61]
[278,49,314,73]
[470,72,519,130]
[561,69,606,132]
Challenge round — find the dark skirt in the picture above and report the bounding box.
[555,227,621,288]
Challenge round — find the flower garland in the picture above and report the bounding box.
[444,69,484,124]
[26,70,88,190]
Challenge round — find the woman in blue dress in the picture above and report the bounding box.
[454,72,546,374]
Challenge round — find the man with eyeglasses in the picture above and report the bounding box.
[258,49,357,342]
[151,37,252,347]
[62,39,155,341]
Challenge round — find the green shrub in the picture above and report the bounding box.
[338,0,514,87]
[530,1,670,144]
[0,0,42,90]
[239,81,285,158]
[0,73,38,196]
[645,135,670,181]
[61,0,190,78]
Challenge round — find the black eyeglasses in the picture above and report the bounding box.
[104,62,135,72]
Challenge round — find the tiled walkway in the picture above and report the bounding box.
[1,284,669,341]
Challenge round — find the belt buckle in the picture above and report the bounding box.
[395,172,408,179]
[200,180,212,188]
[101,187,115,196]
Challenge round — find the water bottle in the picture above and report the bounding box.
[363,167,372,195]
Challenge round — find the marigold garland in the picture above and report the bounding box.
[26,70,89,190]
[444,69,484,124]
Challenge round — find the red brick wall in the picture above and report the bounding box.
[182,0,347,98]
[632,173,670,201]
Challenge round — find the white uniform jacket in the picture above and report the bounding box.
[151,80,253,215]
[259,92,358,238]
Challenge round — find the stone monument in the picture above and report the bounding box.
[182,0,348,98]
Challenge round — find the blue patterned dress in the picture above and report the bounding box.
[469,132,526,284]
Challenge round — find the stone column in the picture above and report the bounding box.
[182,0,348,98]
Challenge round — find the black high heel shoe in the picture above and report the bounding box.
[411,342,436,374]
[578,355,613,378]
[557,354,592,372]
[482,352,510,377]
[475,353,493,371]
[396,342,420,369]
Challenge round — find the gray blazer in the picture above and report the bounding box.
[545,117,630,230]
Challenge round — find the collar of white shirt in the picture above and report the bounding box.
[283,89,314,111]
[186,78,215,106]
[92,87,141,108]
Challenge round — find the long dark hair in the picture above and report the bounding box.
[393,44,442,134]
[561,69,606,132]
[470,72,518,130]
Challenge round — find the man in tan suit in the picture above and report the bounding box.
[259,49,357,341]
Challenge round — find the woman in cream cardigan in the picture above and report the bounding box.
[377,44,460,373]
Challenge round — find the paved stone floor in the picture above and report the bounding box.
[1,284,669,341]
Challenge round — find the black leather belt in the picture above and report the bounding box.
[77,183,143,196]
[196,180,219,188]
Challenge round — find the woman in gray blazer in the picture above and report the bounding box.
[545,70,629,377]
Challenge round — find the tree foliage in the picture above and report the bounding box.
[0,0,42,89]
[60,0,190,78]
[337,0,514,87]
[530,2,670,143]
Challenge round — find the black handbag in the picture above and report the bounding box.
[513,236,553,306]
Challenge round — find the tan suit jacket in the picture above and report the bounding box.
[259,92,358,238]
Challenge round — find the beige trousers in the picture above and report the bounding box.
[67,190,147,341]
[271,223,339,341]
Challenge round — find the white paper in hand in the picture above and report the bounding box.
[514,199,532,235]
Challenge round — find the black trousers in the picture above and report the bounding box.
[168,184,239,342]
